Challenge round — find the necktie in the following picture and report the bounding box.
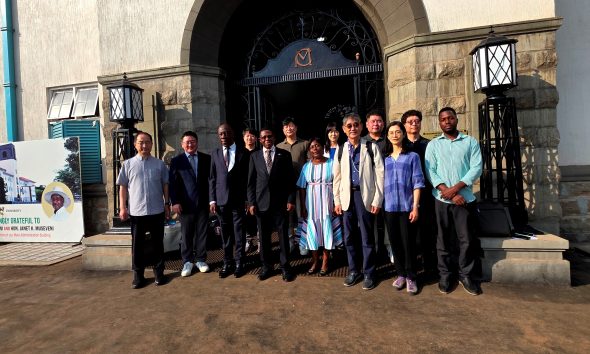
[189,154,197,174]
[265,149,272,173]
[224,147,229,169]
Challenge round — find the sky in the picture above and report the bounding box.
[5,138,73,186]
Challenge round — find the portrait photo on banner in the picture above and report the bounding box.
[0,138,85,243]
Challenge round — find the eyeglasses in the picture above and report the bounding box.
[183,140,197,145]
[405,120,421,126]
[345,122,360,129]
[260,135,273,140]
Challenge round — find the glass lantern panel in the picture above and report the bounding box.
[124,88,132,119]
[473,49,482,91]
[109,88,125,120]
[131,90,144,121]
[487,44,513,86]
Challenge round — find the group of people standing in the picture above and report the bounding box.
[117,106,483,297]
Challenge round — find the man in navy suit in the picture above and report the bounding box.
[209,123,250,278]
[247,127,296,282]
[169,131,212,277]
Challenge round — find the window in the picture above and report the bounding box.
[47,90,74,119]
[47,85,99,120]
[72,88,99,117]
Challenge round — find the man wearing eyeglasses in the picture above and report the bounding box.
[333,113,385,290]
[169,131,212,278]
[247,128,297,282]
[401,110,437,281]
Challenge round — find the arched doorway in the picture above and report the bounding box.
[219,1,384,140]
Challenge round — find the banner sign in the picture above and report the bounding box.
[0,138,84,242]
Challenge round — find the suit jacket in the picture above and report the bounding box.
[333,138,384,211]
[209,145,250,208]
[247,147,296,212]
[169,151,211,213]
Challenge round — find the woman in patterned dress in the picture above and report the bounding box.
[297,137,341,276]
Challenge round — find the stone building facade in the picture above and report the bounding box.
[1,0,586,240]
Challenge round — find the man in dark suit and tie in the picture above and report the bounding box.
[169,131,212,277]
[247,127,296,282]
[209,123,250,278]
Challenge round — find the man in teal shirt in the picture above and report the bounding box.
[425,107,482,296]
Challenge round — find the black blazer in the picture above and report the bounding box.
[247,147,296,212]
[169,151,211,213]
[209,145,250,208]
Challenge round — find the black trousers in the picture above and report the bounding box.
[218,205,246,265]
[342,190,376,277]
[130,213,165,275]
[416,194,437,274]
[385,211,417,280]
[180,209,208,264]
[434,200,478,281]
[257,208,290,270]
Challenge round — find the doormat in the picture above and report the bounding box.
[159,233,397,279]
[0,242,84,266]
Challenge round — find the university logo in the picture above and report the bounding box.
[294,48,312,67]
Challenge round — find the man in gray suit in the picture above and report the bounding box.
[209,123,250,278]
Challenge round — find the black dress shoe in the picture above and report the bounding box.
[132,276,146,289]
[154,273,168,286]
[282,269,295,282]
[459,277,482,296]
[234,265,246,278]
[258,267,272,281]
[132,271,146,289]
[438,279,451,294]
[219,264,234,278]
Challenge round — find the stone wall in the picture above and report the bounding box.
[98,65,225,227]
[385,23,561,233]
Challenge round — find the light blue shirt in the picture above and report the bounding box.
[116,155,169,216]
[424,132,482,204]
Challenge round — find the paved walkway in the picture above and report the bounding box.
[0,256,589,353]
[0,242,84,266]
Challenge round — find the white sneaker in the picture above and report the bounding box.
[181,262,193,277]
[195,261,210,273]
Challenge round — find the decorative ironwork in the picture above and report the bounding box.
[112,128,135,225]
[478,97,527,226]
[238,8,383,129]
[240,62,382,86]
[246,9,380,76]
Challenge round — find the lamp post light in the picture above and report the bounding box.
[470,29,527,227]
[107,73,144,226]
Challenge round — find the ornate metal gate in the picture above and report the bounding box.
[238,9,384,129]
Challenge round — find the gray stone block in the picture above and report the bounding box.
[480,234,570,286]
[82,234,132,271]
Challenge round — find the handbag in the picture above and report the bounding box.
[475,201,515,237]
